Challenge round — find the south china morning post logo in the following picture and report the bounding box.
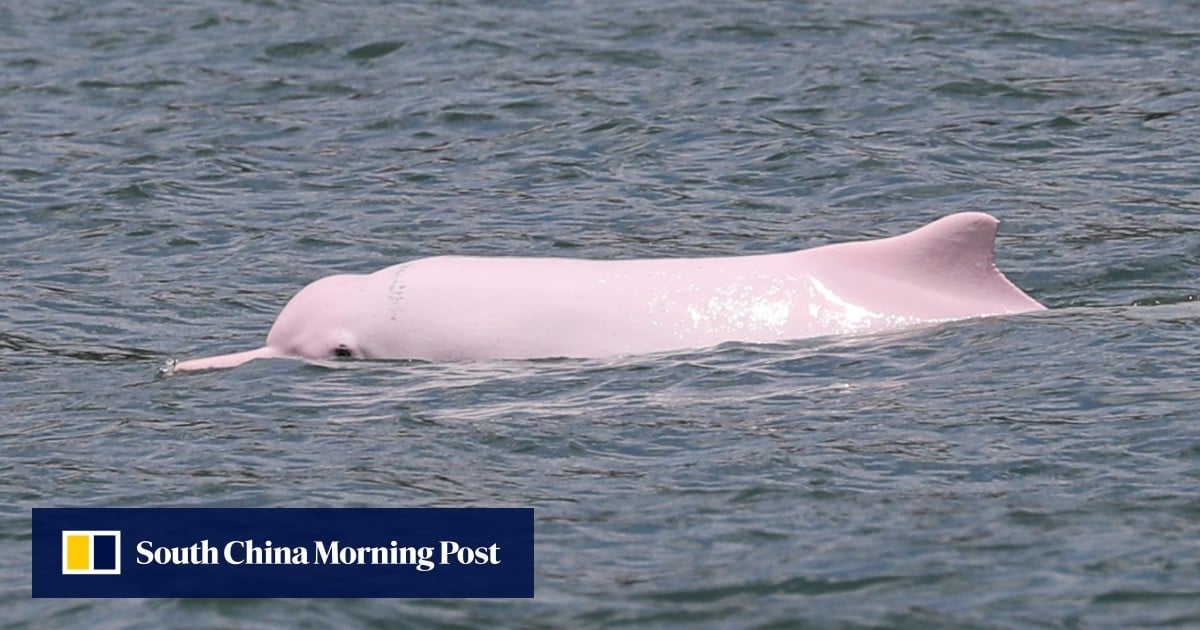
[33,508,533,598]
[61,530,121,575]
[133,537,499,572]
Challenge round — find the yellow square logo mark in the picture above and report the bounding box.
[61,531,121,575]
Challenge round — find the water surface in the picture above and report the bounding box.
[3,0,1199,626]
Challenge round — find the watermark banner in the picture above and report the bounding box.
[33,508,533,598]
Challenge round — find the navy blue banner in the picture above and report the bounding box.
[33,508,533,598]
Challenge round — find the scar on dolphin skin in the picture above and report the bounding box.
[387,264,408,321]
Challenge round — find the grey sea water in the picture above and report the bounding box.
[3,0,1199,626]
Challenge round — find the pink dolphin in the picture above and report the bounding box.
[174,212,1044,371]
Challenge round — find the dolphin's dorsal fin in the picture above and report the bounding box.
[813,212,1045,317]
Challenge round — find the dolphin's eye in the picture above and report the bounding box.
[333,345,353,358]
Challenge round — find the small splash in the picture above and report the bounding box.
[1131,293,1199,307]
[158,359,179,376]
